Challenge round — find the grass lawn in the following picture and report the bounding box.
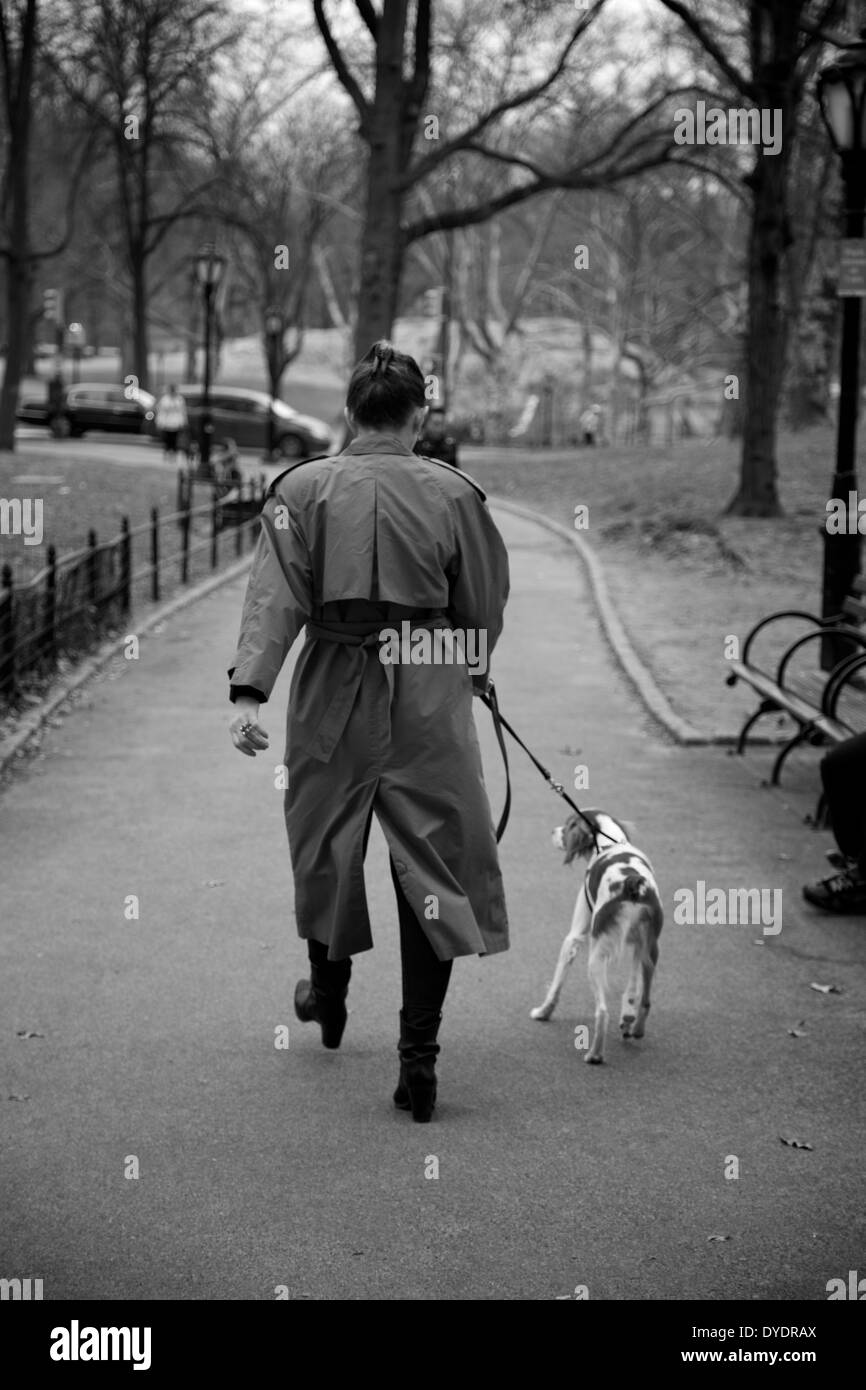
[0,447,182,583]
[465,427,848,736]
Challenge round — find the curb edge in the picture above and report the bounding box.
[488,495,732,749]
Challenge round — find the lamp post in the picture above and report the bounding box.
[264,306,283,460]
[817,31,866,669]
[194,242,226,480]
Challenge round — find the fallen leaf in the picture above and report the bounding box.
[15,1029,44,1039]
[707,1234,731,1242]
[7,1093,29,1101]
[779,1136,813,1150]
[753,939,765,946]
[788,1027,807,1038]
[203,880,225,888]
[810,982,841,994]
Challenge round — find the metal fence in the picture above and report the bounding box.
[0,475,267,703]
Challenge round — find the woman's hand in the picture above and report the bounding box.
[230,698,270,757]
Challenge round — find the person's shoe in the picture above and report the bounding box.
[393,1008,441,1122]
[802,868,866,915]
[294,979,348,1049]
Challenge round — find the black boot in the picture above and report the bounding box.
[393,1007,442,1122]
[294,948,351,1049]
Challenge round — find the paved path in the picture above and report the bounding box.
[1,508,864,1301]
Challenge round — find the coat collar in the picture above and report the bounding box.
[340,432,415,457]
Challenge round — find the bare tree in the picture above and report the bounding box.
[658,0,848,515]
[45,0,240,387]
[313,0,701,364]
[0,1,38,449]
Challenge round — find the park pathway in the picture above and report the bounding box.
[1,507,864,1300]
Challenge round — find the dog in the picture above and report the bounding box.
[530,809,663,1064]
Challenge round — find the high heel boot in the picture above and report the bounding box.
[393,1007,442,1121]
[294,949,351,1049]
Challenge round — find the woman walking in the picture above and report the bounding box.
[227,341,510,1121]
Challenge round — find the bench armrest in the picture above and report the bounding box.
[740,609,823,668]
[775,624,866,689]
[824,650,866,723]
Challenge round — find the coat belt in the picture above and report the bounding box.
[301,616,450,762]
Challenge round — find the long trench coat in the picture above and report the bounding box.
[228,432,511,962]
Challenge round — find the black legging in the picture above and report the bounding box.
[821,732,866,876]
[306,858,453,1015]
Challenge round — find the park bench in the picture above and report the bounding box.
[725,575,866,789]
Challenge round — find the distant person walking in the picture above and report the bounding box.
[414,404,459,467]
[579,403,602,446]
[155,384,188,465]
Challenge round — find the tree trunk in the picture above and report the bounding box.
[726,0,802,517]
[0,255,33,450]
[352,138,405,362]
[131,247,149,390]
[0,0,37,453]
[351,1,420,365]
[727,150,788,515]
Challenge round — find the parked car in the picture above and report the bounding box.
[175,385,332,459]
[16,382,156,437]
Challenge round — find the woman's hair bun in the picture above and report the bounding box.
[346,339,426,430]
[371,341,394,377]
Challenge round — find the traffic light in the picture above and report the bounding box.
[42,287,64,323]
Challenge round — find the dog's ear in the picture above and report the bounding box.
[562,817,591,865]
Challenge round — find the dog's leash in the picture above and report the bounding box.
[478,682,618,850]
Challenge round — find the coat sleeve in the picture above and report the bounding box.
[447,490,510,690]
[226,500,311,702]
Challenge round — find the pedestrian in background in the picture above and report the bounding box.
[228,340,510,1122]
[415,404,459,466]
[579,402,602,446]
[155,384,188,465]
[803,733,866,914]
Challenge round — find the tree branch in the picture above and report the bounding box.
[657,0,754,98]
[312,0,370,130]
[400,0,608,189]
[405,145,680,243]
[354,0,379,39]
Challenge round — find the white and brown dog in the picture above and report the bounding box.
[530,810,662,1064]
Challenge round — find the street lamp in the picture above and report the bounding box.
[817,29,866,669]
[264,306,283,460]
[194,242,226,479]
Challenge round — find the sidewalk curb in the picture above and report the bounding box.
[489,496,735,748]
[0,555,253,776]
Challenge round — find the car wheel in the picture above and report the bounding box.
[277,433,305,460]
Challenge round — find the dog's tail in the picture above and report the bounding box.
[618,875,650,904]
